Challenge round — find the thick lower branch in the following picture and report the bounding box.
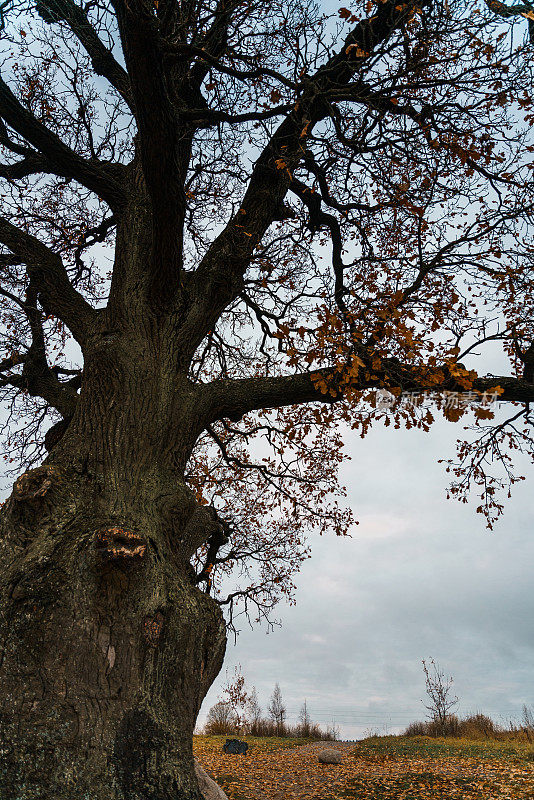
[205,367,534,423]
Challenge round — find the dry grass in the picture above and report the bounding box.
[405,712,534,743]
[202,716,337,740]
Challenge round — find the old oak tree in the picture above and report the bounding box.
[0,0,532,796]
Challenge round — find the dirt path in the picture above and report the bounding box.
[254,742,358,800]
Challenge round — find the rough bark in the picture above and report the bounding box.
[0,420,226,798]
[0,479,226,798]
[0,211,227,797]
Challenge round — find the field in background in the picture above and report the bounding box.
[193,734,313,753]
[404,711,534,743]
[193,734,534,799]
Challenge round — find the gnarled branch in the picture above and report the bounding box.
[205,367,534,424]
[177,0,431,363]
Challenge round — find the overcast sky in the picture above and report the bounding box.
[196,389,534,741]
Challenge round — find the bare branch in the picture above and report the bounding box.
[17,279,79,418]
[0,216,97,347]
[36,0,133,109]
[0,152,51,180]
[177,0,431,362]
[0,74,126,209]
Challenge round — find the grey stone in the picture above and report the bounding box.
[195,760,229,800]
[318,748,343,764]
[222,737,248,754]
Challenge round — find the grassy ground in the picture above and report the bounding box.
[193,734,534,800]
[325,736,534,800]
[359,734,534,764]
[193,734,313,752]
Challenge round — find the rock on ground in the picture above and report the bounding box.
[317,748,343,764]
[222,737,249,754]
[195,759,229,800]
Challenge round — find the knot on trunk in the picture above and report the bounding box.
[94,526,147,563]
[179,503,227,560]
[13,465,62,507]
[143,611,164,647]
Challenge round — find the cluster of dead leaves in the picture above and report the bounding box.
[192,735,534,800]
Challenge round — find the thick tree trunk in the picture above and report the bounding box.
[0,314,227,798]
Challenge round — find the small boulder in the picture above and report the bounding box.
[222,738,248,754]
[195,760,229,800]
[318,748,343,764]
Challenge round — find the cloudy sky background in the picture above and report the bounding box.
[194,339,534,741]
[192,9,534,742]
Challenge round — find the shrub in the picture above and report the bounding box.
[405,712,507,740]
[203,711,338,739]
[203,701,239,736]
[460,714,499,739]
[405,715,460,738]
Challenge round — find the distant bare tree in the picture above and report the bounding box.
[204,701,238,736]
[247,686,262,735]
[422,658,459,732]
[268,683,286,736]
[522,704,534,733]
[325,720,340,741]
[298,699,311,738]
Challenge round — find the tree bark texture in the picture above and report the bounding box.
[0,205,228,797]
